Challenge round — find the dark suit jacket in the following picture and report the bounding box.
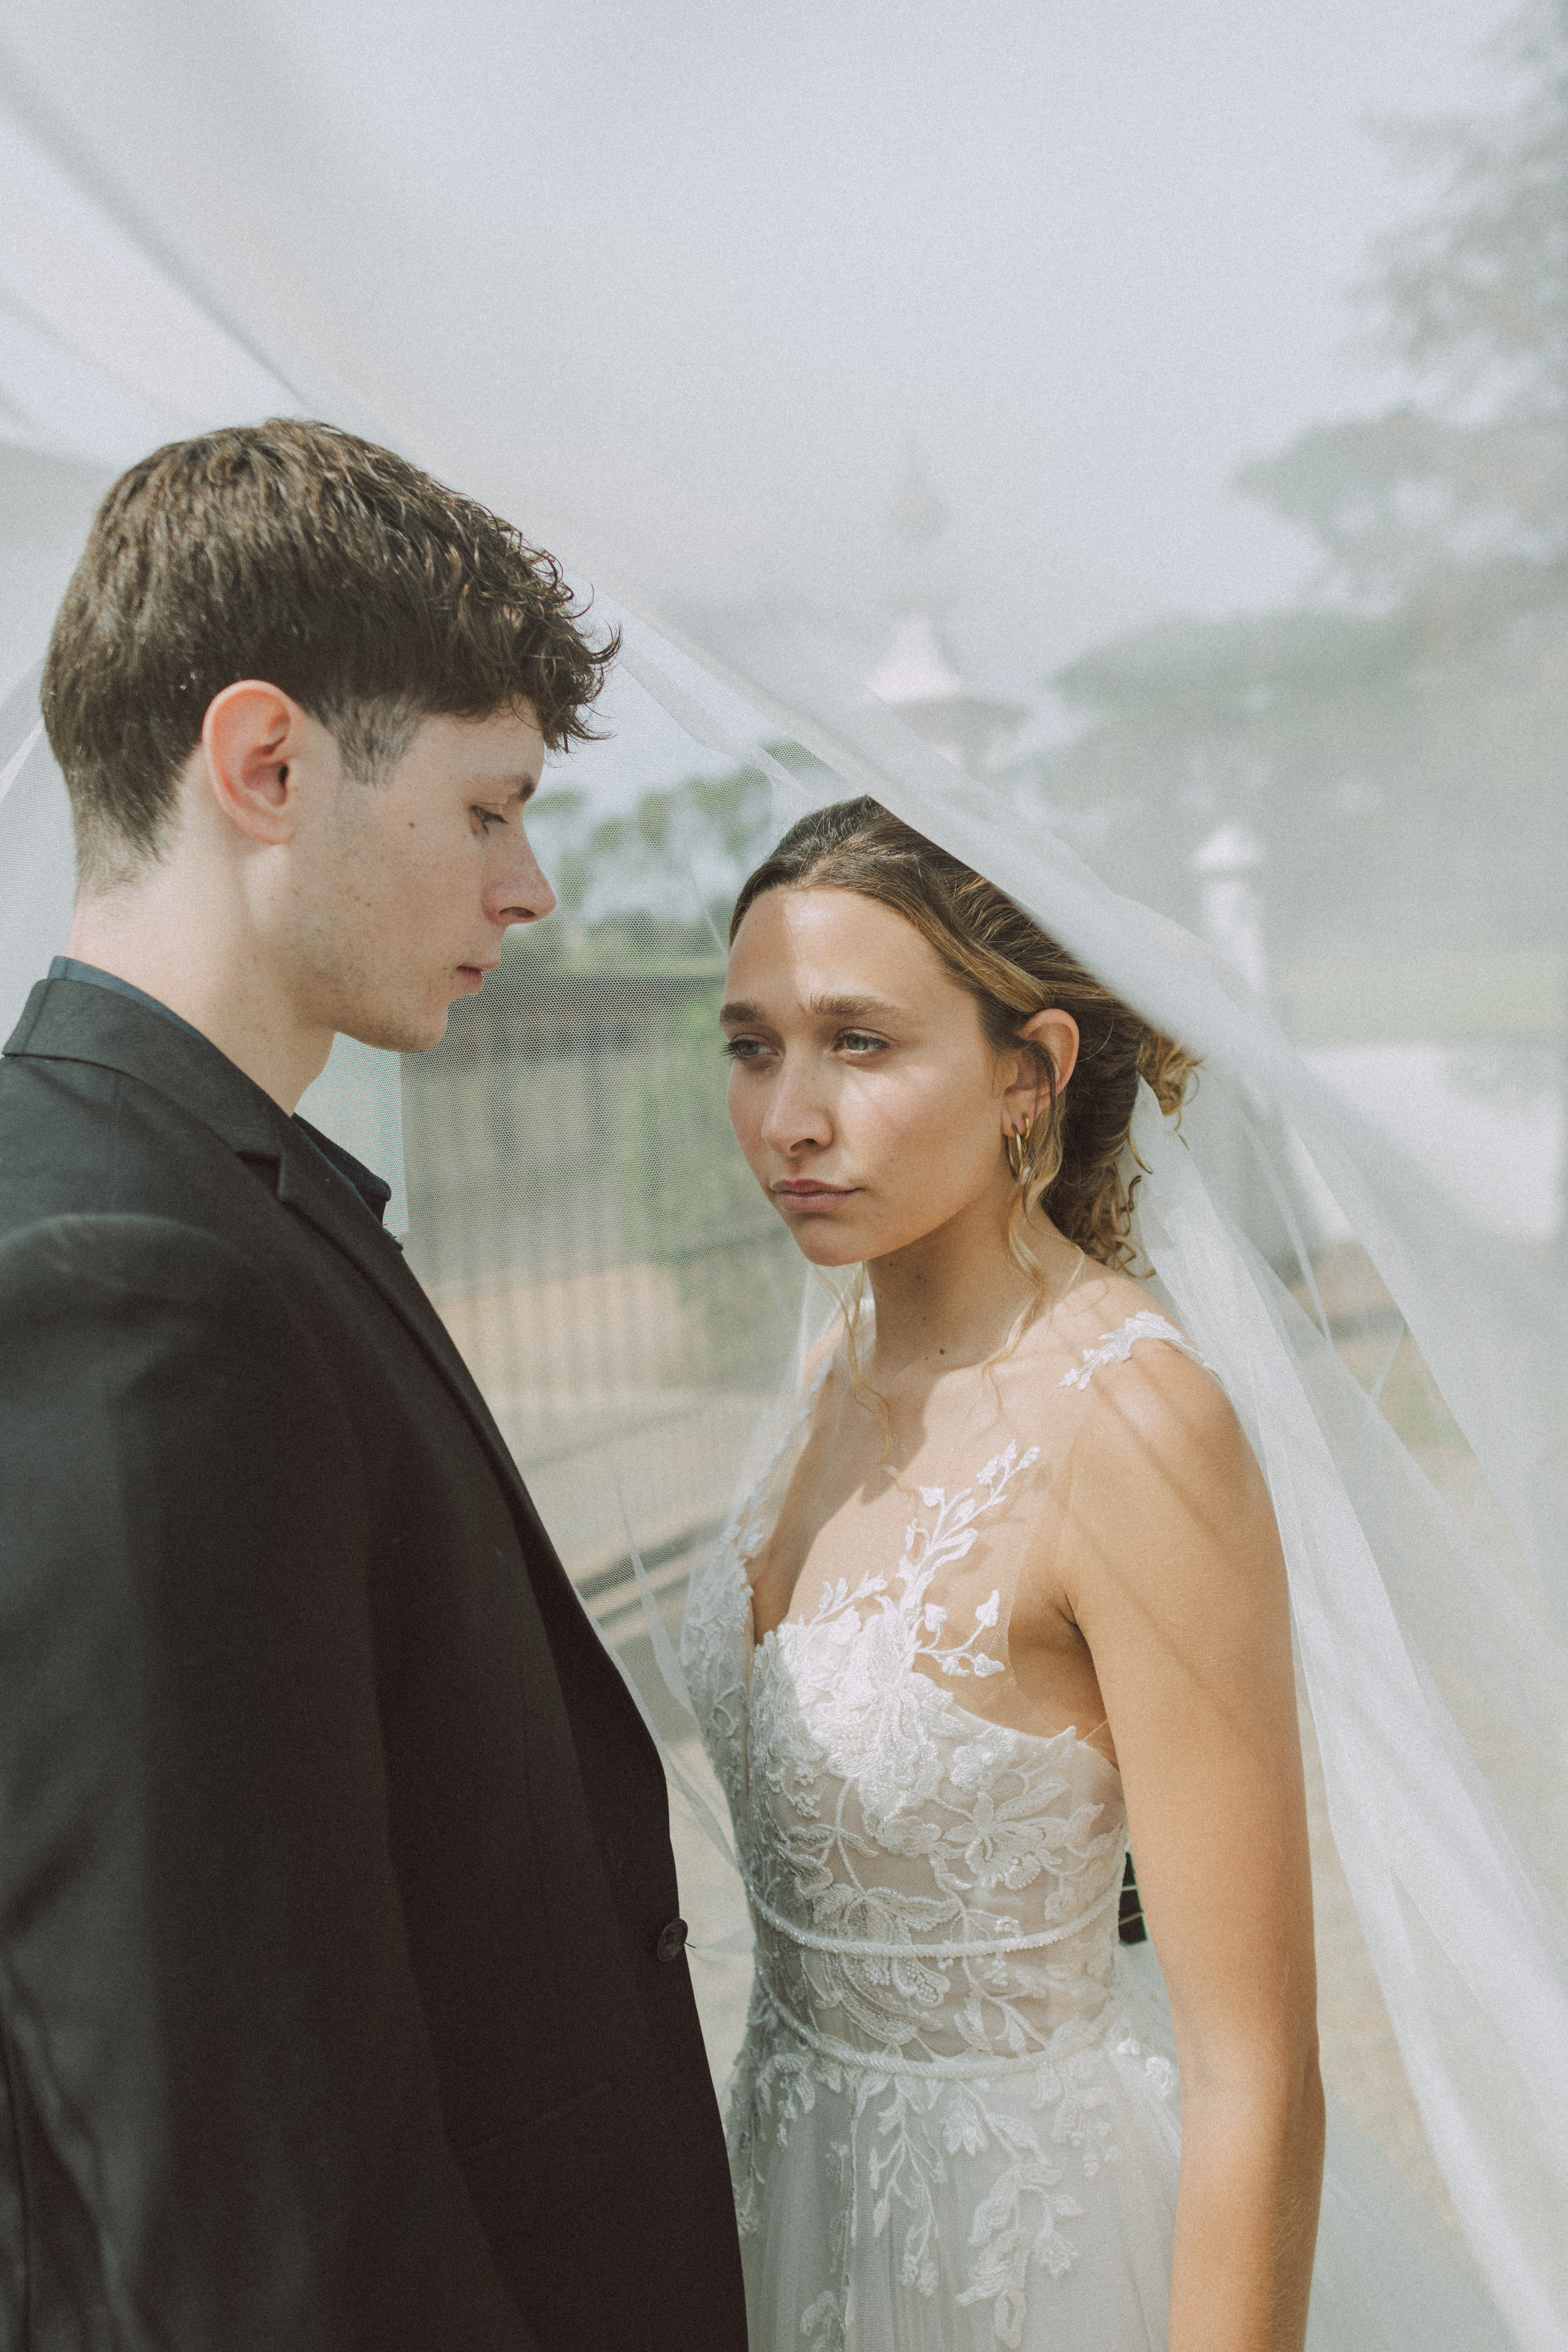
[0,978,747,2351]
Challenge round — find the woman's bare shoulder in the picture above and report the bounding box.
[1071,1359,1266,1581]
[1014,1260,1244,1483]
[1015,1259,1194,1384]
[1053,1260,1161,1344]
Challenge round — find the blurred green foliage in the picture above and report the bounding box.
[519,766,778,965]
[614,986,802,1384]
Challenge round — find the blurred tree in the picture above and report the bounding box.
[1042,0,1568,982]
[1246,0,1568,600]
[509,765,777,970]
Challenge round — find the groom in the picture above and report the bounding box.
[0,422,746,2349]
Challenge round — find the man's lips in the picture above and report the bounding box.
[456,961,500,991]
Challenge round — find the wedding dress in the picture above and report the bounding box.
[681,1310,1513,2352]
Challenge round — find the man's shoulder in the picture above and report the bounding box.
[0,1210,294,1334]
[0,1206,371,1465]
[0,1047,268,1233]
[0,1058,311,1359]
[0,1038,116,1110]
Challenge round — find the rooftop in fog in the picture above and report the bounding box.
[867,609,966,705]
[868,458,1026,770]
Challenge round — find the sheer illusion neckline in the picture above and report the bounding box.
[732,1309,1200,1782]
[749,1612,1124,1785]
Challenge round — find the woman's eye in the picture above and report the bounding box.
[475,807,507,830]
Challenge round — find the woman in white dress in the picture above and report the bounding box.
[681,796,1326,2350]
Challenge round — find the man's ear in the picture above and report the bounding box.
[199,681,319,846]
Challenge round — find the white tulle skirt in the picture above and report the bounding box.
[735,1947,1513,2352]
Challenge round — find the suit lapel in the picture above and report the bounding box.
[271,1133,531,1508]
[6,978,556,1572]
[269,1132,667,1774]
[7,974,662,1766]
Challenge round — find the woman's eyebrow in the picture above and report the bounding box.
[807,994,902,1020]
[720,992,906,1027]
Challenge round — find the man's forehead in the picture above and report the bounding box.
[417,704,544,790]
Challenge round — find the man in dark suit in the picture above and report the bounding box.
[0,420,748,2348]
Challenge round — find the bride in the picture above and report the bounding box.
[678,795,1498,2352]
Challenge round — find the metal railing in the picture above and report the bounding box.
[400,958,801,1583]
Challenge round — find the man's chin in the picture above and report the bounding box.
[338,1002,451,1056]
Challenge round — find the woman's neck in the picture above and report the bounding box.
[863,1198,1081,1388]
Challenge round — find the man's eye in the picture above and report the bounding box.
[839,1032,886,1054]
[723,1037,767,1061]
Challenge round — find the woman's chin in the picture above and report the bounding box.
[783,1223,867,1269]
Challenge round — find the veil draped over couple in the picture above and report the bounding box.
[0,411,1565,2352]
[2,28,1568,2351]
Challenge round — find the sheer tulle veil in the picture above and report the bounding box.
[3,9,1568,2342]
[620,608,1568,2347]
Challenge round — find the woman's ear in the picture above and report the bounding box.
[1015,1008,1081,1114]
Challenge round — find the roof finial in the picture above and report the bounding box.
[868,453,1025,776]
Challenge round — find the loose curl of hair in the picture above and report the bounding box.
[729,797,1198,1299]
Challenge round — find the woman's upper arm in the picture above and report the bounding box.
[1056,1345,1317,2083]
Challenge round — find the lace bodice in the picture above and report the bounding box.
[727,1436,1127,2071]
[681,1315,1197,2342]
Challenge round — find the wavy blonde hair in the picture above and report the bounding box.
[729,798,1198,1305]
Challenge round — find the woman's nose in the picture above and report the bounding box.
[761,1054,833,1153]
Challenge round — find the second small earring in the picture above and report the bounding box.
[1006,1115,1033,1181]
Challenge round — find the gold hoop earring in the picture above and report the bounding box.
[1006,1115,1033,1182]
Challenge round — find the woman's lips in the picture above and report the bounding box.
[773,1181,857,1214]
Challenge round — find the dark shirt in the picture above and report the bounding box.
[47,957,394,1225]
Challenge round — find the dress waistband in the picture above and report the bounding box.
[742,1873,1120,1962]
[750,1977,1115,2083]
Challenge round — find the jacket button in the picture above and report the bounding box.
[654,1917,688,1963]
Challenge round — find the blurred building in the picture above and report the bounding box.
[867,455,1025,776]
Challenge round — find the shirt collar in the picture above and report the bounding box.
[49,955,208,1044]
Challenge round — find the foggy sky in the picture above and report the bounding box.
[381,0,1518,685]
[2,0,1518,743]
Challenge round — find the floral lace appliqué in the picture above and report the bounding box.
[1060,1309,1207,1391]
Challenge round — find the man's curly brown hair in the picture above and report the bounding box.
[43,418,617,887]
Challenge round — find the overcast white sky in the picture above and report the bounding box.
[434,0,1521,783]
[335,0,1522,689]
[2,0,1522,784]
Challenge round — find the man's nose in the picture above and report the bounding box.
[488,830,557,927]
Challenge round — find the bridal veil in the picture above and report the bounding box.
[1,7,1566,2342]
